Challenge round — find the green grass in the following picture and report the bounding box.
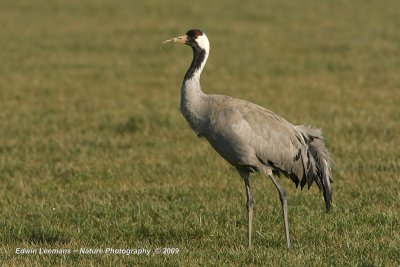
[1,0,399,266]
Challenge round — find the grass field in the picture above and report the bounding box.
[1,0,399,266]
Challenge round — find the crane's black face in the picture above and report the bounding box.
[185,29,204,46]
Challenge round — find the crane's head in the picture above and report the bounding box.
[163,29,209,53]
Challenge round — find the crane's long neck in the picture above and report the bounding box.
[180,42,209,134]
[184,44,208,81]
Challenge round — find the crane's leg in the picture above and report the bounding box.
[237,169,253,249]
[268,173,290,249]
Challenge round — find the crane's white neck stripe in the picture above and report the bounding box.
[195,35,210,53]
[194,34,209,79]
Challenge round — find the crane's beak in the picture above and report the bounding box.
[162,35,188,45]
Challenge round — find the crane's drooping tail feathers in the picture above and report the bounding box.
[296,125,333,212]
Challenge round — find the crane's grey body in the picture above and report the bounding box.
[185,93,306,174]
[165,29,333,249]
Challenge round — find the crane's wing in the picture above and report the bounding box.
[203,95,332,211]
[205,95,311,188]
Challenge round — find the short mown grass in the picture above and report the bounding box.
[1,0,399,266]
